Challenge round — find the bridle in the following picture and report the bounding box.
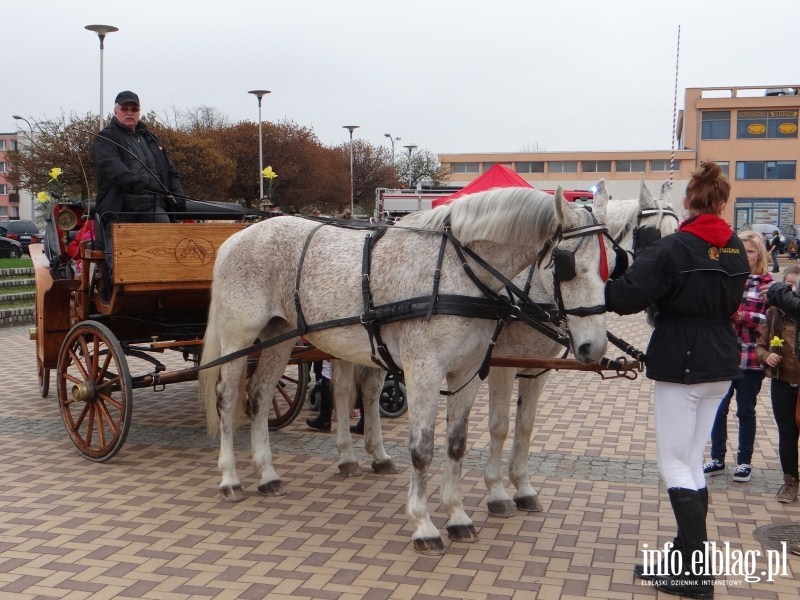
[535,212,627,321]
[614,206,681,260]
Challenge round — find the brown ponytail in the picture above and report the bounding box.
[685,161,730,215]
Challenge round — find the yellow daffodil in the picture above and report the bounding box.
[770,336,785,348]
[49,167,63,180]
[262,166,278,180]
[36,191,51,202]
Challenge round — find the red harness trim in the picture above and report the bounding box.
[598,233,609,282]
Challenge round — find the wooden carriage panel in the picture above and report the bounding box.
[112,223,245,286]
[30,244,79,368]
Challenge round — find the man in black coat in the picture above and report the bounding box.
[91,90,185,269]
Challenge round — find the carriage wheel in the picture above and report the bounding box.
[56,320,133,462]
[268,363,309,430]
[379,373,407,418]
[38,357,50,398]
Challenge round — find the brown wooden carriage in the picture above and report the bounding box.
[31,220,310,462]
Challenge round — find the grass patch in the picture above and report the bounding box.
[0,299,34,310]
[0,257,33,269]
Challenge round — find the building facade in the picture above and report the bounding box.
[0,132,21,221]
[439,84,799,231]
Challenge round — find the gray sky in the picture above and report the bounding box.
[4,0,798,156]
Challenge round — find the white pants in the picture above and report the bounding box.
[654,380,729,490]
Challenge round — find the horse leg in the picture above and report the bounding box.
[357,366,398,474]
[332,361,361,477]
[247,341,295,496]
[485,367,517,517]
[403,363,446,555]
[216,358,248,502]
[509,372,550,512]
[442,375,481,544]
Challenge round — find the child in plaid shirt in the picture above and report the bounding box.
[704,231,773,482]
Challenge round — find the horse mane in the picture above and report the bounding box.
[397,187,562,245]
[605,198,640,237]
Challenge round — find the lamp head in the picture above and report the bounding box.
[85,24,118,37]
[248,90,271,100]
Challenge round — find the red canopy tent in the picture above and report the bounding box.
[431,164,533,208]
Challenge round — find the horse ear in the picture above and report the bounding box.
[554,187,579,229]
[638,175,656,209]
[592,179,608,222]
[659,180,673,206]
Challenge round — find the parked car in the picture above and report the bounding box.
[780,223,799,248]
[0,220,44,254]
[0,235,23,259]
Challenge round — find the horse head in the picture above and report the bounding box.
[540,187,611,364]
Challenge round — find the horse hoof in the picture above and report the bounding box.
[219,485,245,503]
[371,459,398,474]
[514,495,543,512]
[447,524,479,543]
[487,499,517,518]
[257,480,285,496]
[412,537,446,555]
[338,461,362,477]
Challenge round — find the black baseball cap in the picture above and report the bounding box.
[114,90,140,106]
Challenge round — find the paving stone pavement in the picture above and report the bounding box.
[1,314,799,599]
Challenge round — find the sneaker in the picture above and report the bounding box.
[703,460,725,476]
[733,464,752,482]
[777,474,798,503]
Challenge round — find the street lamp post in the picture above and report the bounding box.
[403,144,417,188]
[343,125,359,214]
[12,115,37,220]
[248,90,271,208]
[85,24,118,130]
[384,133,401,167]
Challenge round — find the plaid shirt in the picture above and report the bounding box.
[736,273,773,370]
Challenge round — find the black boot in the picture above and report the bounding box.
[306,378,332,432]
[655,488,714,599]
[634,487,708,580]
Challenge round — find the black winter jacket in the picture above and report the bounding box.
[605,214,749,384]
[92,117,184,217]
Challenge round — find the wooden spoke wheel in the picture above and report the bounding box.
[38,357,50,398]
[57,321,133,462]
[267,363,309,430]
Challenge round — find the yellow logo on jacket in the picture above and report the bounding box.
[709,247,720,260]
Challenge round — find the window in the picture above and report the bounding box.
[481,162,511,172]
[701,111,731,139]
[650,159,681,172]
[548,161,577,173]
[615,160,646,173]
[451,162,479,174]
[9,140,17,151]
[515,161,544,173]
[0,161,6,173]
[0,184,7,195]
[736,160,796,180]
[581,160,611,173]
[737,110,799,139]
[716,161,730,178]
[0,140,6,150]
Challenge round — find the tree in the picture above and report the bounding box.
[334,140,399,213]
[397,148,449,189]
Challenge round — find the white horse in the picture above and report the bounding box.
[329,179,680,515]
[483,179,680,517]
[199,187,613,555]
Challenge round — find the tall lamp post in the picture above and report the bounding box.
[384,133,401,166]
[12,115,37,220]
[85,24,118,130]
[343,125,359,214]
[248,90,271,209]
[403,144,417,188]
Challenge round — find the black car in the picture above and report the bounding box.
[0,220,44,254]
[0,235,23,259]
